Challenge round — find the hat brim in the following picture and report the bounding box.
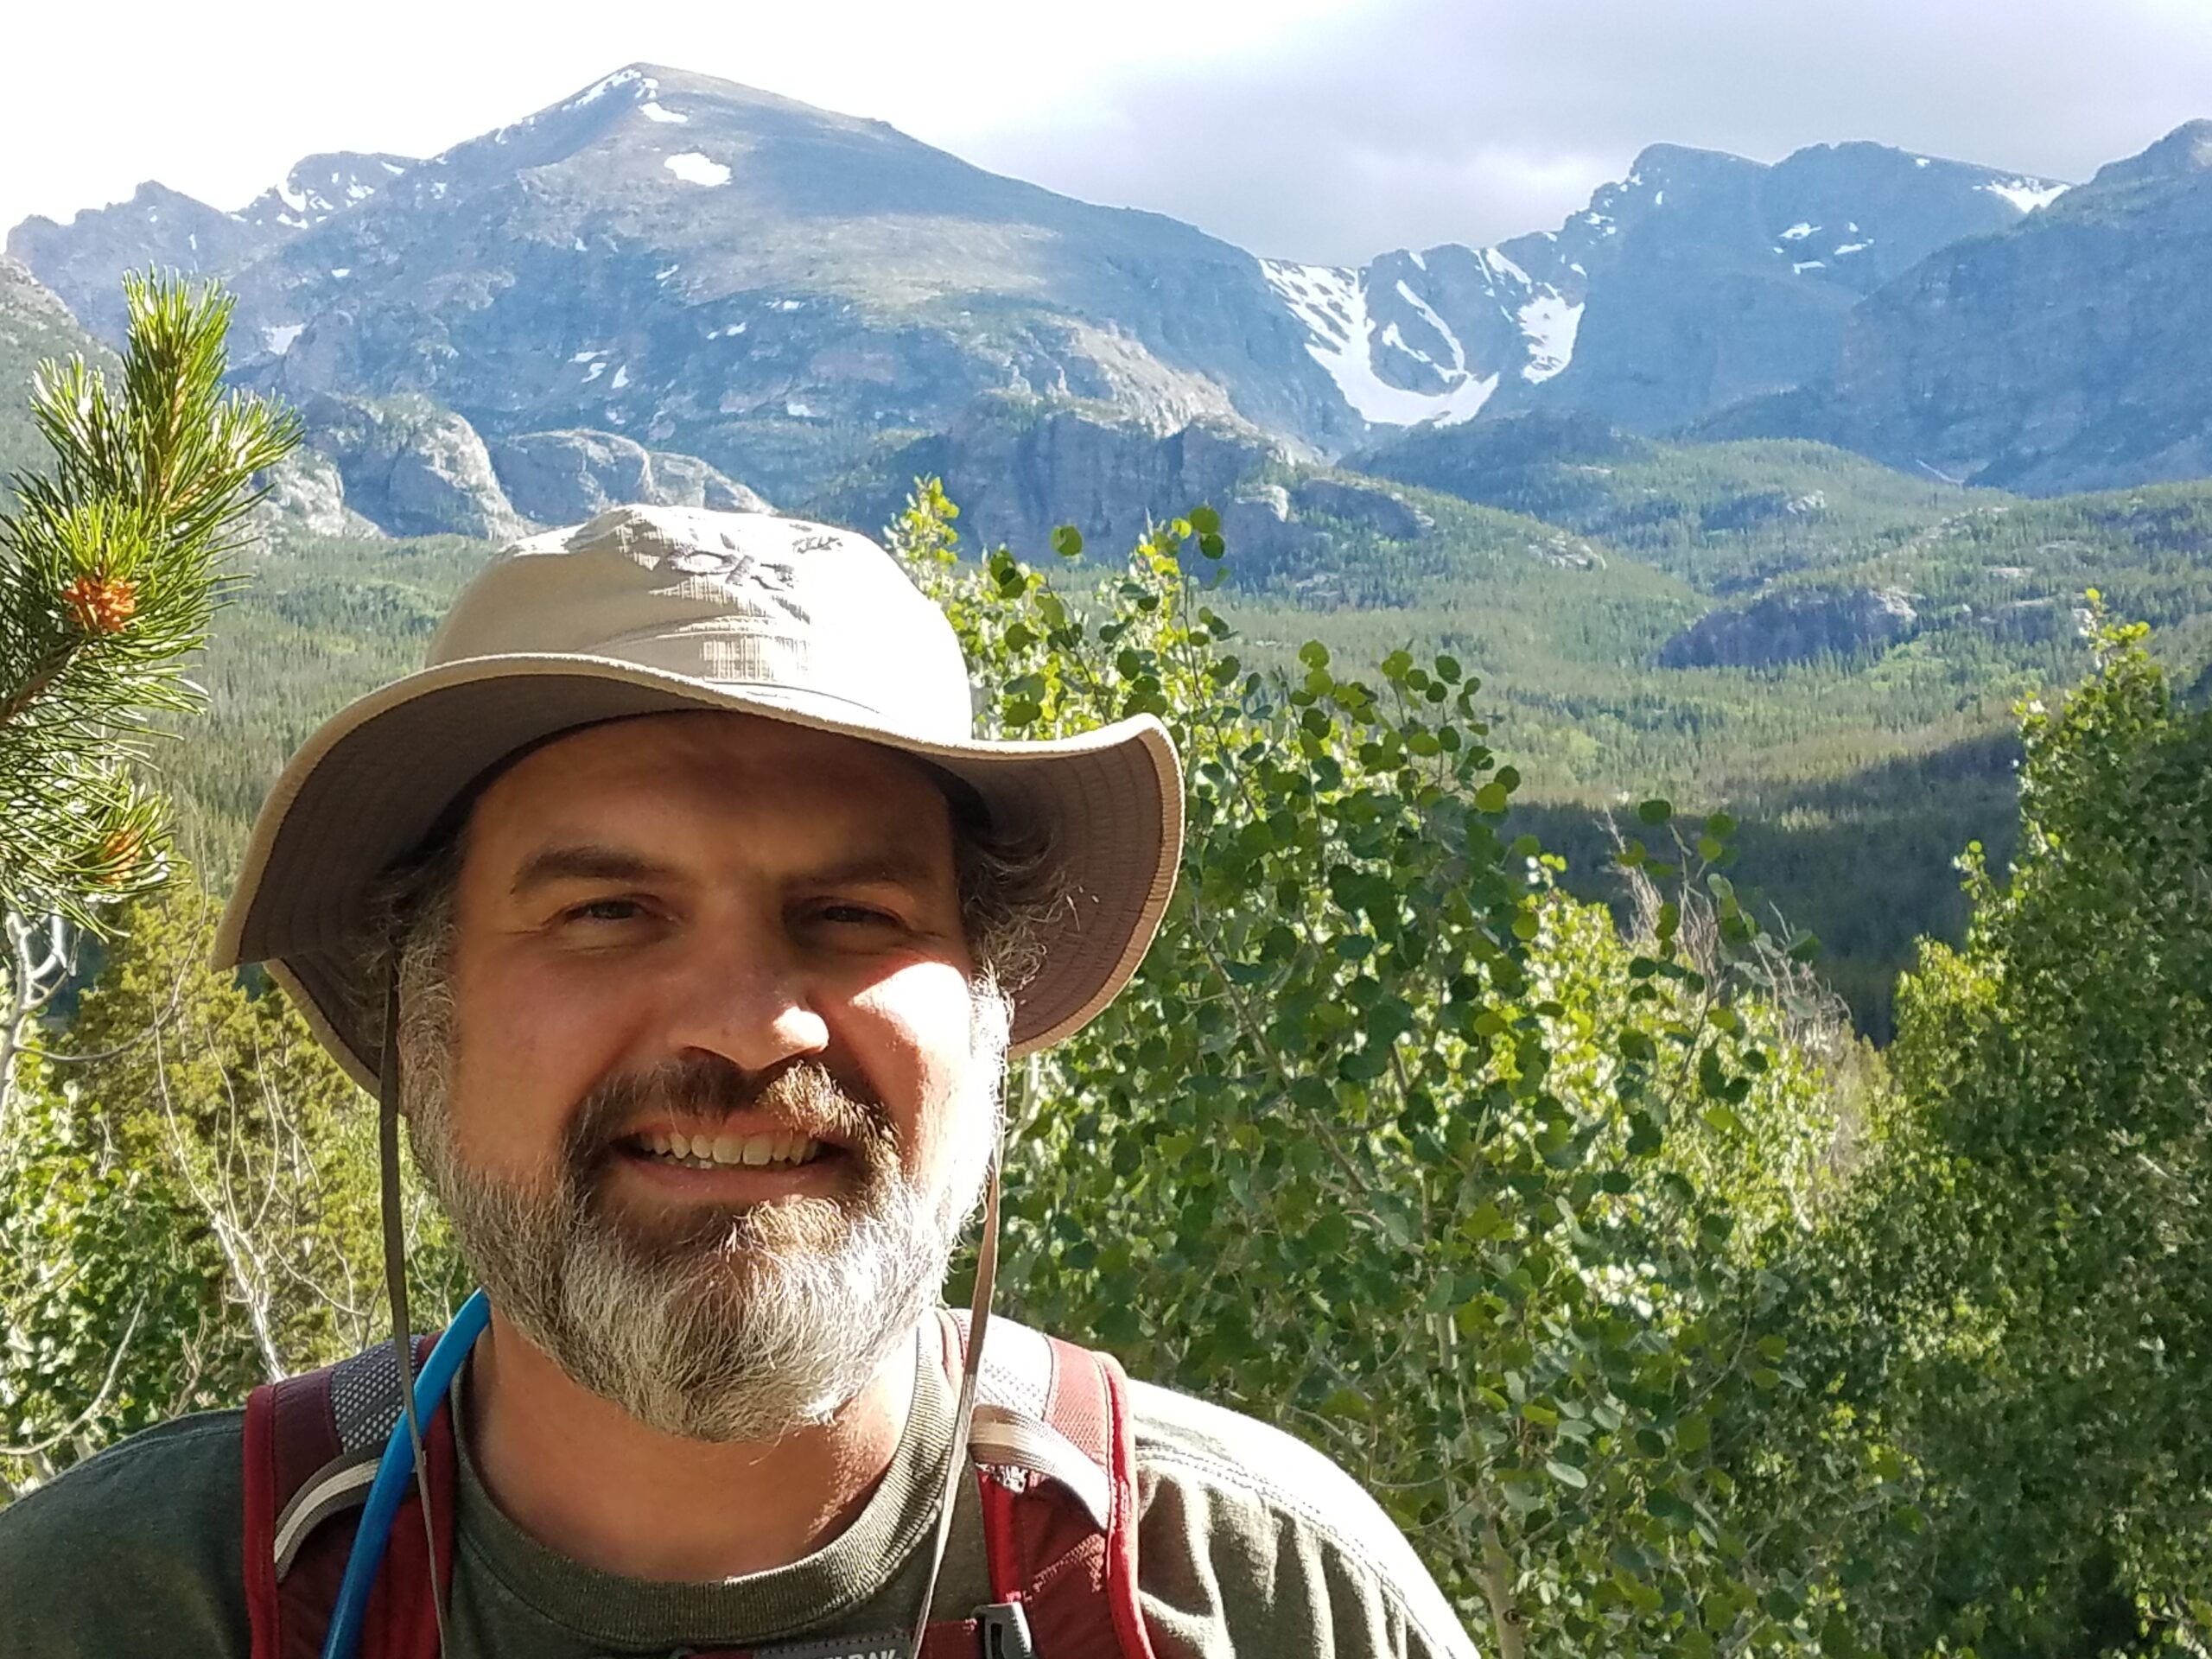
[212,653,1183,1090]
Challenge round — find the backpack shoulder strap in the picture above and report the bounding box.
[242,1337,450,1659]
[939,1313,1157,1659]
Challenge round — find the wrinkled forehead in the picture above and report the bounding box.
[452,709,965,880]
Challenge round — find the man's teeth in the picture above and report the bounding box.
[639,1131,823,1170]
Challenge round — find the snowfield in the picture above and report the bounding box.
[1262,260,1501,426]
[664,152,731,187]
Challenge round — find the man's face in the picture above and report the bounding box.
[403,710,1009,1440]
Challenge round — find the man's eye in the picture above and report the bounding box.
[810,902,900,928]
[564,898,645,924]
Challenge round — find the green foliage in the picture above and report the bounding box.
[1745,613,2212,1656]
[891,483,1864,1656]
[7,456,2206,1659]
[0,271,298,926]
[0,881,461,1497]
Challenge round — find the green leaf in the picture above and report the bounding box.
[1049,524,1084,558]
[1637,798,1673,825]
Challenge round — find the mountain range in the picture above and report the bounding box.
[21,60,2200,539]
[3,63,2210,615]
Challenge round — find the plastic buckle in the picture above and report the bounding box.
[976,1602,1036,1659]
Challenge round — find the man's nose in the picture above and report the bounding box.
[657,925,830,1073]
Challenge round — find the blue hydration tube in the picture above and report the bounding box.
[321,1288,493,1659]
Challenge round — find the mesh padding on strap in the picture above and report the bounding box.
[952,1310,1053,1422]
[328,1341,411,1457]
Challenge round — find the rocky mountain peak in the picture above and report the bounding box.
[237,152,416,232]
[7,182,267,341]
[2068,119,2212,205]
[1619,143,1763,190]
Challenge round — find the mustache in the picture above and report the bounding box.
[560,1055,896,1173]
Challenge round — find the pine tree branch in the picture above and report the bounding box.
[0,270,298,929]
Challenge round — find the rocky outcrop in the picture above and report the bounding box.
[1699,489,1826,533]
[1287,478,1429,539]
[489,429,769,524]
[298,393,531,541]
[256,448,382,538]
[1659,585,1919,668]
[813,404,1441,584]
[889,406,1288,558]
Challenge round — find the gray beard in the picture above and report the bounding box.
[403,1000,1007,1443]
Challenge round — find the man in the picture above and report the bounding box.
[0,506,1478,1659]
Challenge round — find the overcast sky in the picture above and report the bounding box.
[7,0,2211,265]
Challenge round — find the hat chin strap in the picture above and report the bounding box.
[378,967,452,1657]
[910,1143,1004,1654]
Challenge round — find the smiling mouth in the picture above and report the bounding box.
[629,1130,827,1172]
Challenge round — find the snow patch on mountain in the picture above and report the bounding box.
[664,153,731,187]
[640,101,689,124]
[1394,280,1466,370]
[1518,295,1585,383]
[1482,247,1534,286]
[1982,178,2069,213]
[571,68,649,109]
[1262,260,1498,426]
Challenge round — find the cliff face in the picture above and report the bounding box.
[0,255,106,484]
[1659,585,1921,667]
[1733,123,2212,494]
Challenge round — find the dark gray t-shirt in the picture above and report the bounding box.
[0,1338,1478,1657]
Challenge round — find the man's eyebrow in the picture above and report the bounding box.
[802,849,950,892]
[509,844,680,897]
[505,843,949,898]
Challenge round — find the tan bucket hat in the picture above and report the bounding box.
[213,505,1183,1090]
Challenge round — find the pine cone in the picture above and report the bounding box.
[61,572,140,635]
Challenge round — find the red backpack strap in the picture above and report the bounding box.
[241,1337,453,1659]
[935,1313,1157,1659]
[246,1320,1147,1659]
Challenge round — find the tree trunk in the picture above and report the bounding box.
[1478,1503,1526,1659]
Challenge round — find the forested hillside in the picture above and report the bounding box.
[128,420,2212,1043]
